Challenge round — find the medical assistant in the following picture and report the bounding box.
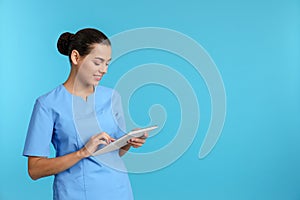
[23,84,134,200]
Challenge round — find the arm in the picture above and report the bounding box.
[28,132,114,180]
[28,149,86,180]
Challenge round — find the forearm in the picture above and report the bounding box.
[28,149,86,180]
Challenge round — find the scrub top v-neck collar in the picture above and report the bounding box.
[61,84,96,103]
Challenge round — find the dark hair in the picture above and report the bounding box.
[57,28,110,61]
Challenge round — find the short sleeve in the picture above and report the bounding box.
[23,100,54,157]
[111,91,126,139]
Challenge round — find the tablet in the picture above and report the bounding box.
[92,125,158,156]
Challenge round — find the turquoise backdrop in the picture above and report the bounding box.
[0,0,299,199]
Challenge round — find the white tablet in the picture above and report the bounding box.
[92,125,158,156]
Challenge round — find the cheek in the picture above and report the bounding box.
[78,63,95,76]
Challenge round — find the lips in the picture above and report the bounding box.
[94,74,103,81]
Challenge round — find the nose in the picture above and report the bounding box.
[99,65,108,74]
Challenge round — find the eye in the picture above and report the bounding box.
[94,62,101,66]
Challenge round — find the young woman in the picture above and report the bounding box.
[23,28,147,200]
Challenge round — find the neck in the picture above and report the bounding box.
[63,69,94,100]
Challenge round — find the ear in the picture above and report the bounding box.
[70,50,81,65]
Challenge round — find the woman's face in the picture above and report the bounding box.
[76,43,112,87]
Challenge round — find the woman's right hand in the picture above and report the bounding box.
[27,132,115,180]
[80,132,115,158]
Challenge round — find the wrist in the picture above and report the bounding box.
[119,143,131,156]
[77,147,90,159]
[122,143,131,151]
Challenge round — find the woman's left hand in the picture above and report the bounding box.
[119,131,149,156]
[127,132,149,148]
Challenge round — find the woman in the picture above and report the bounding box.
[23,28,147,200]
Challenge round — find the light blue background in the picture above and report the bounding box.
[1,0,300,199]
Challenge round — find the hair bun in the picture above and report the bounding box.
[57,32,74,56]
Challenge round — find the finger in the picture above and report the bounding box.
[128,141,143,148]
[130,138,145,144]
[95,137,109,145]
[97,132,114,144]
[91,133,104,141]
[97,139,108,145]
[98,132,109,138]
[100,132,115,142]
[144,132,149,138]
[101,138,114,144]
[139,132,148,139]
[128,139,144,146]
[107,136,115,143]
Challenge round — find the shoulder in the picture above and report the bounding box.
[35,85,65,107]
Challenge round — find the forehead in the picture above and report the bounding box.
[88,44,112,59]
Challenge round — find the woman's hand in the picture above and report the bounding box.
[27,132,115,180]
[119,131,149,156]
[80,132,115,158]
[127,132,149,148]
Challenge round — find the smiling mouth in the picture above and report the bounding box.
[94,75,103,81]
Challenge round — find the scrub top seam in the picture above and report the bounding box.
[70,88,88,200]
[82,159,87,200]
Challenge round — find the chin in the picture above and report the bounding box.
[94,81,100,85]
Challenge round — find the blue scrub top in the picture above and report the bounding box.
[23,84,134,200]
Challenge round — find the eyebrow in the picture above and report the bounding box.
[94,57,112,62]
